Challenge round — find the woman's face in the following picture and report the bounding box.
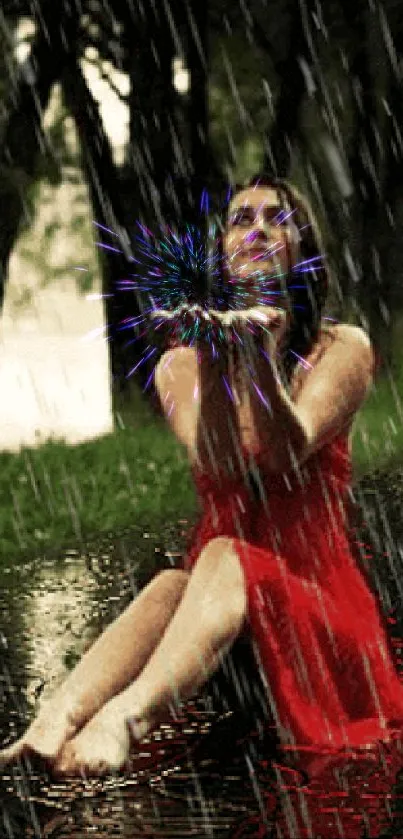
[223,185,299,307]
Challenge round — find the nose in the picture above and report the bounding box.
[246,213,270,243]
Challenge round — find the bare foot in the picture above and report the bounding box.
[0,698,82,769]
[53,699,148,777]
[54,707,130,777]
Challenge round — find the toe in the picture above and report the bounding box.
[52,745,76,777]
[90,759,108,778]
[0,738,26,768]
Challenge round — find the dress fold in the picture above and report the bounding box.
[183,435,403,751]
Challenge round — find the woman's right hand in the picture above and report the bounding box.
[150,304,215,348]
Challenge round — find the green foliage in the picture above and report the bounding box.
[76,266,97,295]
[10,172,99,306]
[352,366,403,479]
[1,2,403,575]
[210,31,271,182]
[10,285,33,311]
[2,72,99,312]
[70,214,87,233]
[63,648,81,671]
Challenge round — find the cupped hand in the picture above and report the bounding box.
[231,306,287,340]
[211,306,288,357]
[149,303,213,346]
[149,303,288,354]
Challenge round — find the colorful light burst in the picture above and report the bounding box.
[91,197,327,388]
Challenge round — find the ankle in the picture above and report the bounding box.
[112,696,154,742]
[107,691,158,742]
[126,714,151,742]
[40,691,85,731]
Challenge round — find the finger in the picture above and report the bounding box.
[208,308,231,324]
[181,307,195,333]
[193,308,211,329]
[174,303,188,316]
[189,310,213,345]
[209,312,229,344]
[256,307,288,334]
[52,757,76,779]
[95,759,109,777]
[51,741,76,776]
[149,309,173,320]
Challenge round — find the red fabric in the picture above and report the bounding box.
[183,435,403,753]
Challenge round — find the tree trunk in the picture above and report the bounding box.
[262,0,312,176]
[0,0,81,308]
[60,60,155,413]
[126,3,184,229]
[126,0,221,306]
[183,0,212,303]
[340,0,400,364]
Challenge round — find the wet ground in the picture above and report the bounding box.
[2,480,403,838]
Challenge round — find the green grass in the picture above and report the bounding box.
[1,369,403,564]
[352,363,403,479]
[0,401,197,563]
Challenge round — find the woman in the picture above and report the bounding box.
[2,175,403,777]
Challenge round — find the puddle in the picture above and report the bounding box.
[1,531,403,837]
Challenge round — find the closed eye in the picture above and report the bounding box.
[229,210,254,226]
[228,205,287,227]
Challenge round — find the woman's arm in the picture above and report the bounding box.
[196,345,243,473]
[243,322,374,473]
[154,344,242,474]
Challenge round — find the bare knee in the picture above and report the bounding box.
[195,537,241,581]
[156,568,189,587]
[151,568,189,601]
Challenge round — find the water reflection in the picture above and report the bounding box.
[22,557,99,705]
[1,542,403,838]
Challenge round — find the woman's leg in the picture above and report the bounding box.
[55,537,248,775]
[0,568,189,765]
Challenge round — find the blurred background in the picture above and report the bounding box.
[0,0,403,557]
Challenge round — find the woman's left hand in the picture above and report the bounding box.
[213,306,288,358]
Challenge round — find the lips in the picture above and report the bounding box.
[245,248,270,260]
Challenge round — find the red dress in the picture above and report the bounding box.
[183,434,403,753]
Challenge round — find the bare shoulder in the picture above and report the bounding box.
[330,322,373,351]
[314,322,373,362]
[323,322,374,372]
[291,322,374,399]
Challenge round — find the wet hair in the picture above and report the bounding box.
[214,173,331,383]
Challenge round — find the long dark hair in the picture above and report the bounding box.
[213,174,331,383]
